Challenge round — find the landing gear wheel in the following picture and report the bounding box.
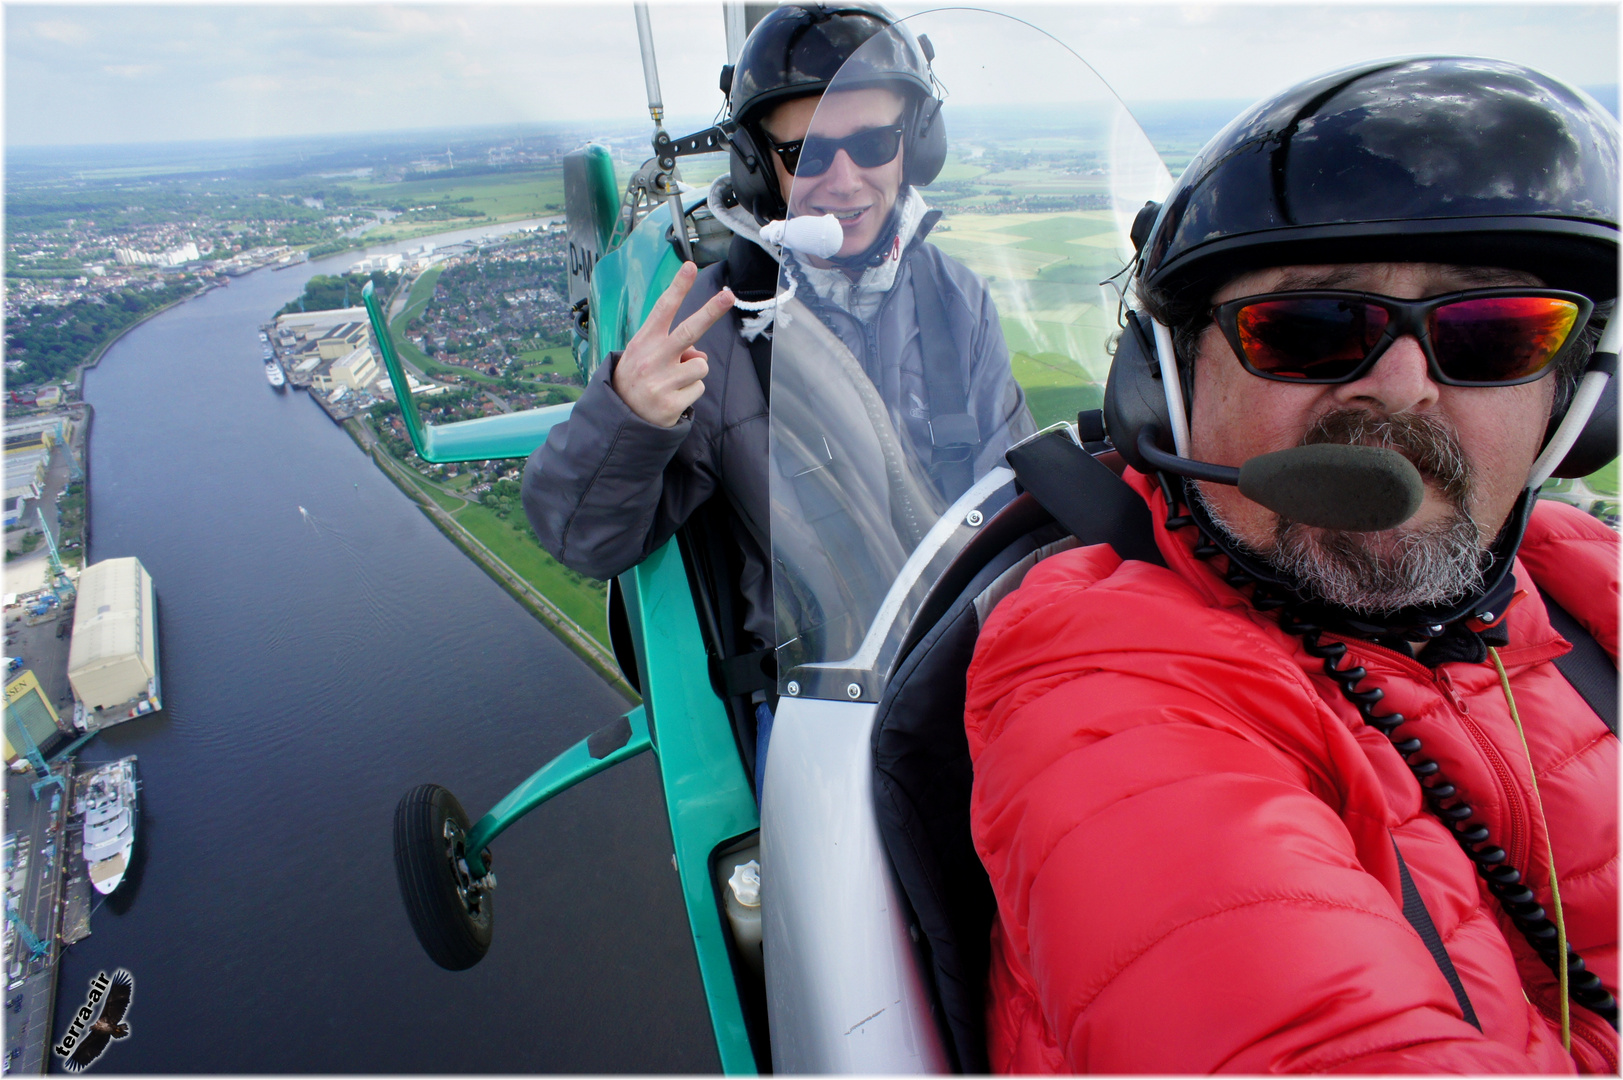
[393,783,493,970]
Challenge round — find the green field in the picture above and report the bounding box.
[1585,459,1618,497]
[384,454,610,647]
[422,484,466,512]
[351,167,565,243]
[451,501,610,646]
[1011,352,1102,429]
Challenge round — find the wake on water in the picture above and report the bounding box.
[295,504,399,643]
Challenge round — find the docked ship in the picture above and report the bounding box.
[266,361,286,388]
[78,757,138,895]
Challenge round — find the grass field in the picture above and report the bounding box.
[385,453,611,648]
[422,484,466,512]
[1584,459,1618,497]
[451,501,610,646]
[1011,352,1103,429]
[517,344,581,379]
[351,167,565,243]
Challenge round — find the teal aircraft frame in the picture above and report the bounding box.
[370,149,762,1072]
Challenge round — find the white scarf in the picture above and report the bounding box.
[706,176,930,339]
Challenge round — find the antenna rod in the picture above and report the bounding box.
[632,2,693,262]
[634,3,664,126]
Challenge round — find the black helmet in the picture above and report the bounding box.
[1140,56,1620,307]
[724,3,946,221]
[1105,56,1620,640]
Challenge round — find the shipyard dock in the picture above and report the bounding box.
[3,758,74,1075]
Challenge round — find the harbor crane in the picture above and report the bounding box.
[3,710,70,800]
[35,509,75,604]
[5,906,50,962]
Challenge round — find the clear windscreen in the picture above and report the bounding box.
[769,9,1173,700]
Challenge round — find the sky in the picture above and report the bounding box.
[3,2,1618,148]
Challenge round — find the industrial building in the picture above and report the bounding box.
[273,306,369,343]
[3,670,70,764]
[311,344,380,394]
[66,557,161,728]
[315,322,369,360]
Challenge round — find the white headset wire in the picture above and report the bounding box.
[1151,317,1192,457]
[1528,314,1619,489]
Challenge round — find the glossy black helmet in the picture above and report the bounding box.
[1139,56,1620,307]
[725,3,945,221]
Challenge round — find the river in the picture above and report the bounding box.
[54,222,719,1072]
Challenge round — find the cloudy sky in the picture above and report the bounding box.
[5,2,1617,148]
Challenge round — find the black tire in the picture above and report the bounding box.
[393,783,493,970]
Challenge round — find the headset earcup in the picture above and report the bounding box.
[904,98,947,187]
[1103,310,1174,474]
[1548,372,1619,479]
[728,125,782,221]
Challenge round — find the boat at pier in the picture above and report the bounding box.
[77,757,138,895]
[266,361,286,388]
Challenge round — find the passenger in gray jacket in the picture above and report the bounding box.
[522,3,1032,790]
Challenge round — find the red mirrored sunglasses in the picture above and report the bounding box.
[1212,288,1593,387]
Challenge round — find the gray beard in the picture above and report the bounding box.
[1197,410,1488,616]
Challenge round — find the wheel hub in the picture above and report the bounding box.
[442,819,494,916]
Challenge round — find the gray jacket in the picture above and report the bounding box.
[522,234,1033,652]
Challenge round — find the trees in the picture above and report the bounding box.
[4,278,198,385]
[275,270,399,317]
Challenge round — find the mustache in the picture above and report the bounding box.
[1301,409,1471,507]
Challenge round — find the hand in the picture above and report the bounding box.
[612,262,735,427]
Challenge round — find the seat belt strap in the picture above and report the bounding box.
[1393,836,1482,1030]
[1536,584,1618,735]
[909,243,978,500]
[1004,429,1166,568]
[745,331,772,407]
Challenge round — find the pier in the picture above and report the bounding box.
[3,759,73,1075]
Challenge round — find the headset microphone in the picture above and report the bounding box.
[1106,308,1431,533]
[1135,428,1426,533]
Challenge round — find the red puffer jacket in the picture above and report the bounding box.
[966,470,1618,1073]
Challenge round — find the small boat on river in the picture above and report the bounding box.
[266,362,286,388]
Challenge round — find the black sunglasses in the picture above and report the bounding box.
[764,125,905,177]
[1212,288,1594,387]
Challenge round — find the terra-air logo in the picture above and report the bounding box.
[53,969,134,1072]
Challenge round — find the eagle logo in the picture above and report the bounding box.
[53,969,133,1072]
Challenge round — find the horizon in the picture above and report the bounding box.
[6,3,1617,150]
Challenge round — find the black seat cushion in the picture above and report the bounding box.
[871,498,1070,1074]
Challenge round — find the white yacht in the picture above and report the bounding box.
[266,361,286,388]
[79,757,138,895]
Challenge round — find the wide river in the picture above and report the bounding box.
[55,223,719,1072]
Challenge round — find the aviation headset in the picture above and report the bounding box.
[1105,56,1619,498]
[722,3,947,224]
[1102,56,1619,633]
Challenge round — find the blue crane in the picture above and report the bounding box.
[5,905,50,961]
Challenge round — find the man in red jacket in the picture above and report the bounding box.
[967,58,1619,1072]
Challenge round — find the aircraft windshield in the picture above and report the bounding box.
[768,9,1172,702]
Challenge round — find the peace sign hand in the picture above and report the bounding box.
[611,262,736,428]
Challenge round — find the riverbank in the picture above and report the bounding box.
[74,283,215,381]
[342,417,635,701]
